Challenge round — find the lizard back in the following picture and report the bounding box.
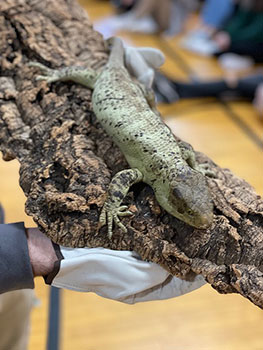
[92,42,184,184]
[92,37,214,229]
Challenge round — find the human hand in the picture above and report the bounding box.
[214,31,231,50]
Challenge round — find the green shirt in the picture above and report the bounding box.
[224,7,263,43]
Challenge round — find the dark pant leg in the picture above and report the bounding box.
[174,80,230,98]
[216,42,263,63]
[236,74,263,98]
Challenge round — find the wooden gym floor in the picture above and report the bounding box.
[0,1,262,349]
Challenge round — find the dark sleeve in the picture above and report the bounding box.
[0,222,34,293]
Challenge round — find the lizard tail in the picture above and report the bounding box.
[106,37,125,67]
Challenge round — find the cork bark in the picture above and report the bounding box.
[1,0,263,308]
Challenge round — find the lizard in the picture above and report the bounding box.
[29,37,214,238]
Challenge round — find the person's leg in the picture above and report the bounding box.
[201,0,235,29]
[0,290,35,350]
[237,74,263,97]
[172,80,231,98]
[153,71,231,103]
[153,71,263,102]
[133,0,155,18]
[132,0,172,32]
[220,41,263,63]
[152,0,172,32]
[111,0,137,13]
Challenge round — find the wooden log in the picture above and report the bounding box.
[0,0,262,308]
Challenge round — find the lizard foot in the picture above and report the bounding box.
[197,163,216,178]
[99,205,133,239]
[28,62,62,84]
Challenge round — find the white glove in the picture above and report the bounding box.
[124,45,165,88]
[52,247,206,304]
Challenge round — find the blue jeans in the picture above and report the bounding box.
[201,0,235,28]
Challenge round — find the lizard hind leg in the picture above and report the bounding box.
[178,139,215,177]
[28,62,98,89]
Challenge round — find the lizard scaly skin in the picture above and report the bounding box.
[29,37,214,238]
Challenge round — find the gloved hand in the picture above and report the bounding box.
[0,223,205,298]
[52,246,206,304]
[124,44,165,88]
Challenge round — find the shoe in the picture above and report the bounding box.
[181,35,219,56]
[0,204,5,224]
[94,12,157,38]
[183,29,211,42]
[218,53,254,71]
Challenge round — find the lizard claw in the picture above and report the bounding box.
[28,62,60,84]
[99,205,133,239]
[35,75,60,83]
[198,163,216,178]
[28,61,52,73]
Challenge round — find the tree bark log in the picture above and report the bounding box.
[1,0,263,308]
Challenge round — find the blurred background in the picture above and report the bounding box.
[0,0,262,349]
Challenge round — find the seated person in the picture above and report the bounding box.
[182,0,263,62]
[153,70,263,118]
[214,0,263,62]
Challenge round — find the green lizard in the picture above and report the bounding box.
[29,37,214,238]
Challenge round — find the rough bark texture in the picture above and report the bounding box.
[0,0,263,309]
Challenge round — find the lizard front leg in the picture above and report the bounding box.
[99,168,143,239]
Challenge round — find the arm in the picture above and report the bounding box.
[0,223,58,293]
[0,223,34,293]
[0,223,206,301]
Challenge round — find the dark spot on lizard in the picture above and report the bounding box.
[113,191,123,199]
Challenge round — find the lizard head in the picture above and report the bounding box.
[154,168,214,229]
